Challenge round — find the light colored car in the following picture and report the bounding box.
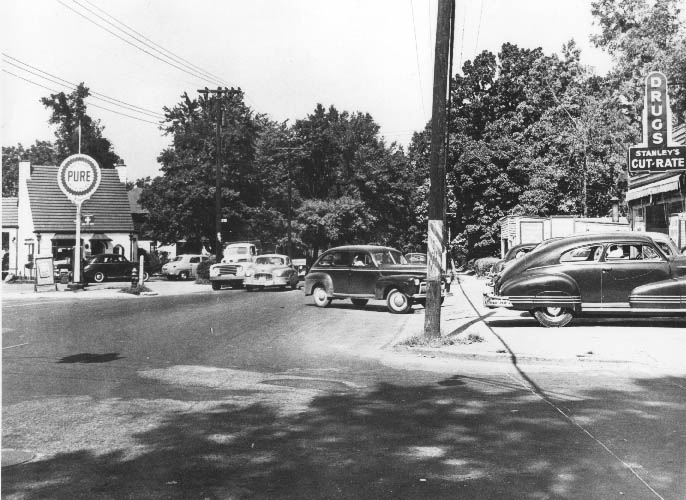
[161,254,210,280]
[243,254,299,291]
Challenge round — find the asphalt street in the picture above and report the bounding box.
[2,278,685,499]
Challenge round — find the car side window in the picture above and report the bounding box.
[190,257,200,263]
[602,243,664,262]
[318,252,350,267]
[352,253,373,267]
[559,244,603,263]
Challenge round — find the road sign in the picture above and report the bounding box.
[57,154,101,202]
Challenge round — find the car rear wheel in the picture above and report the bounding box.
[351,298,368,308]
[142,271,150,282]
[93,271,106,283]
[312,285,331,308]
[533,307,573,328]
[386,288,413,314]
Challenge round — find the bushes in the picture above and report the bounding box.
[195,257,215,282]
[470,257,499,278]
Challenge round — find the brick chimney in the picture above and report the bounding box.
[115,158,127,184]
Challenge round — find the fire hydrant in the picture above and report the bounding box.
[131,267,138,289]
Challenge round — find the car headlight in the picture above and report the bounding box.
[413,278,421,286]
[273,270,287,277]
[244,268,253,277]
[210,267,220,277]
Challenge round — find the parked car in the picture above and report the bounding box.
[483,232,686,327]
[83,254,149,283]
[161,254,211,280]
[490,243,539,276]
[404,253,427,265]
[243,254,299,291]
[304,245,444,313]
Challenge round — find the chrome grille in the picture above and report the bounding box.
[216,265,239,275]
[255,273,272,280]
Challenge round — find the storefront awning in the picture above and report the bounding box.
[626,176,682,202]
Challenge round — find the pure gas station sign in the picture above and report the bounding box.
[58,154,101,201]
[628,72,686,173]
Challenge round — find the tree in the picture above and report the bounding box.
[2,141,57,197]
[592,0,686,123]
[139,89,261,249]
[41,83,121,169]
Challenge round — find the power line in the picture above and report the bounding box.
[79,0,230,87]
[2,69,160,125]
[473,0,484,58]
[56,0,219,88]
[2,54,165,119]
[56,0,263,113]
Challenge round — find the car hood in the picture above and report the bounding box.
[252,264,289,273]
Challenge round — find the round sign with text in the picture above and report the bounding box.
[57,154,101,202]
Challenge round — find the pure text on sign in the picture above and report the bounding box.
[628,146,686,173]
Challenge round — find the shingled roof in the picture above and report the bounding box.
[26,166,134,233]
[2,197,18,227]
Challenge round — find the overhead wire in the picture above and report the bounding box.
[473,0,485,58]
[2,53,165,119]
[55,0,220,88]
[2,69,160,125]
[56,0,263,113]
[73,0,228,87]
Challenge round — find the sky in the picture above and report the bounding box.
[1,0,613,181]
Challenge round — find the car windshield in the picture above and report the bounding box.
[406,253,427,264]
[86,256,100,264]
[226,247,248,254]
[371,250,407,266]
[256,256,284,266]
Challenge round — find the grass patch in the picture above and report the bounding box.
[119,285,153,295]
[399,333,484,348]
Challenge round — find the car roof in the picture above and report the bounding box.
[323,245,399,252]
[256,253,288,258]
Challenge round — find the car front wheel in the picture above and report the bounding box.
[312,285,331,308]
[533,307,573,328]
[93,271,106,283]
[211,281,222,291]
[179,271,189,280]
[386,288,413,314]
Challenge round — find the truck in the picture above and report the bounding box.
[208,241,261,290]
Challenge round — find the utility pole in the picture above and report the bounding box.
[424,0,454,340]
[198,87,230,261]
[276,147,303,260]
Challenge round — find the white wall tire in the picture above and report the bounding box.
[312,286,331,308]
[386,288,413,314]
[93,272,105,283]
[533,307,573,327]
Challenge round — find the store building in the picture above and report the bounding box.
[626,124,686,249]
[2,160,136,278]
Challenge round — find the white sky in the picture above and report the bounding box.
[2,0,613,181]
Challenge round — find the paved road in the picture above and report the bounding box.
[2,286,685,499]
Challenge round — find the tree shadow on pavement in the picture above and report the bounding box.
[3,373,685,499]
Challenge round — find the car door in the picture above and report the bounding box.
[114,255,130,278]
[321,251,352,294]
[348,251,378,295]
[601,242,672,305]
[556,243,604,306]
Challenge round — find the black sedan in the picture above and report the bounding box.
[484,233,686,327]
[83,254,149,283]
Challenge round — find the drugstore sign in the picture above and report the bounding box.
[628,72,686,173]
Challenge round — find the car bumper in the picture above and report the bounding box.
[483,292,513,308]
[244,276,289,287]
[210,276,243,283]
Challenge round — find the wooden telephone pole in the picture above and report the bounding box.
[198,87,230,261]
[424,0,454,339]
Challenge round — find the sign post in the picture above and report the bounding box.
[628,72,686,174]
[57,154,101,288]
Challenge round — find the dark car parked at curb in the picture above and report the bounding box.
[304,245,444,313]
[484,233,686,327]
[83,254,149,283]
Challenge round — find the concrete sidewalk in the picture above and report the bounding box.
[1,277,214,301]
[393,273,686,371]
